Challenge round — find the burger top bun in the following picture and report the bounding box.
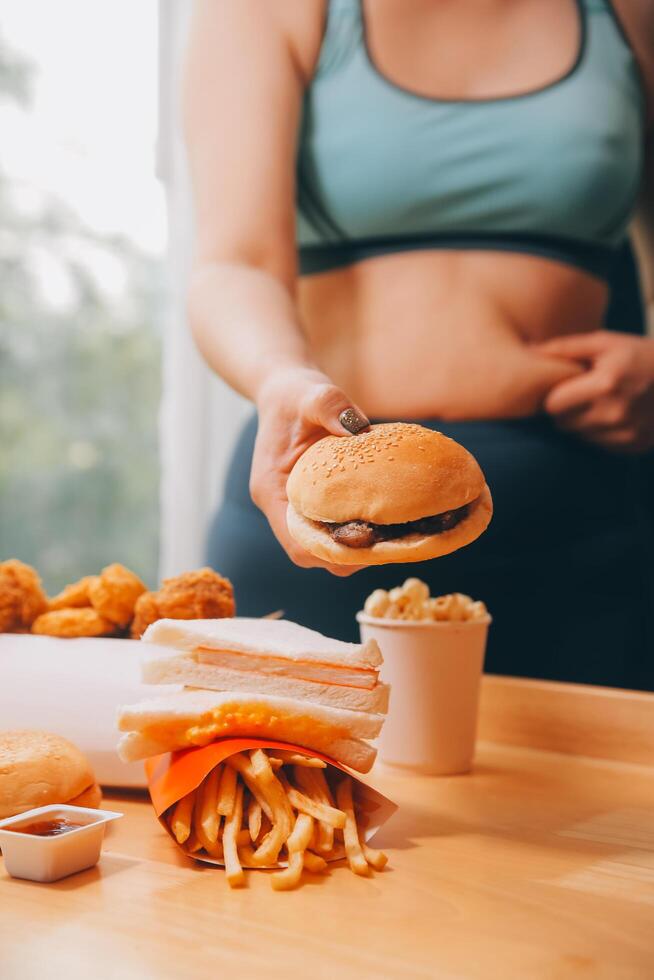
[287,422,485,524]
[0,730,97,819]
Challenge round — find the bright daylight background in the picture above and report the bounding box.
[0,0,166,593]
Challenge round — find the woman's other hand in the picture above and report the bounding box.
[251,367,371,575]
[535,331,654,453]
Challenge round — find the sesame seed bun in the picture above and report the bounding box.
[286,423,492,565]
[0,730,99,819]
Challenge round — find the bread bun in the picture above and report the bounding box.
[287,483,492,565]
[287,423,485,524]
[68,782,102,809]
[286,423,492,564]
[0,730,98,818]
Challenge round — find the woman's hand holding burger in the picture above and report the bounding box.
[252,365,371,575]
[537,331,654,453]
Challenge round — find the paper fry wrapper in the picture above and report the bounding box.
[145,737,398,868]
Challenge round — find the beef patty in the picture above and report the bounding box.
[324,503,470,549]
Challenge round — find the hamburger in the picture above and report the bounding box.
[286,422,493,565]
[0,730,102,819]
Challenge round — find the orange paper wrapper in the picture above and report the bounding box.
[145,737,398,867]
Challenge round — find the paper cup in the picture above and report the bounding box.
[357,613,491,775]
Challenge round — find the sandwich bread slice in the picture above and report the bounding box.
[141,617,388,712]
[142,654,390,714]
[116,689,383,772]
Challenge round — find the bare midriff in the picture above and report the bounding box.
[297,250,608,420]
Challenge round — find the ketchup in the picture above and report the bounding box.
[7,818,88,837]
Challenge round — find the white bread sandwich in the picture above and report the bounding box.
[141,617,389,714]
[116,689,383,773]
[286,422,493,565]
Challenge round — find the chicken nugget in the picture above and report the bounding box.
[0,559,48,632]
[88,563,147,627]
[32,608,115,638]
[130,568,234,638]
[158,568,235,620]
[48,575,98,611]
[130,591,160,639]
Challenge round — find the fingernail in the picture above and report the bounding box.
[339,408,370,434]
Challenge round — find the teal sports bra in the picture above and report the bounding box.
[296,0,645,281]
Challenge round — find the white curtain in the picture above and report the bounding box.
[156,1,250,578]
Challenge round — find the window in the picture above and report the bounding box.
[0,1,165,592]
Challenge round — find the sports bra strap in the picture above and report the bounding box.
[315,0,363,77]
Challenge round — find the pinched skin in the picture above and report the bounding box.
[0,559,48,632]
[88,563,147,627]
[131,568,235,638]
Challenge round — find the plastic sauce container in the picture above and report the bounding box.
[0,804,123,882]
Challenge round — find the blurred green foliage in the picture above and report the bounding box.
[0,37,163,593]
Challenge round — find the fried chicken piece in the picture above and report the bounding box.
[32,608,116,638]
[130,567,235,639]
[0,559,48,632]
[88,563,147,627]
[48,575,98,611]
[129,591,160,639]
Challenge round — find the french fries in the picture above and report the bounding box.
[197,768,220,845]
[273,750,327,768]
[248,796,262,841]
[169,790,194,844]
[223,781,245,887]
[294,766,336,854]
[216,763,237,817]
[162,749,388,891]
[336,776,370,877]
[271,812,313,891]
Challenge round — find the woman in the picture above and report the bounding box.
[184,0,654,690]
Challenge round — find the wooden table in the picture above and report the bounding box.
[1,677,653,980]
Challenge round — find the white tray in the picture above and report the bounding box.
[0,634,176,788]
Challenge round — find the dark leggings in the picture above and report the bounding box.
[208,414,654,692]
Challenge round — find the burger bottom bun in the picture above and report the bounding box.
[287,484,493,565]
[68,782,102,809]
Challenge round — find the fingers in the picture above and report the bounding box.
[554,419,642,453]
[543,367,618,415]
[300,384,370,437]
[251,375,371,573]
[251,456,365,575]
[554,396,630,432]
[534,331,613,362]
[265,495,366,577]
